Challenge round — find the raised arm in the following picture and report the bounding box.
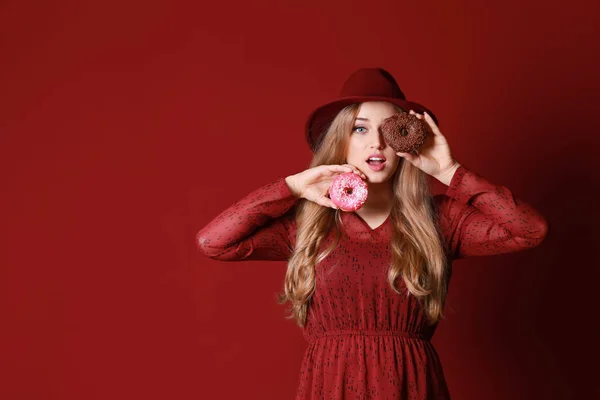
[196,164,367,261]
[434,164,550,260]
[195,177,298,261]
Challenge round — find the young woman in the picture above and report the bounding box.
[196,68,549,399]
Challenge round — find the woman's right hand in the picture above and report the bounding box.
[285,164,366,209]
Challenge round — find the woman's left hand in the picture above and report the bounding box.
[396,110,460,180]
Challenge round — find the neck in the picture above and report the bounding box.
[357,179,394,216]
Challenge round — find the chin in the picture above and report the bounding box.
[366,173,392,184]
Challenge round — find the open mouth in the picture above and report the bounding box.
[366,155,386,171]
[366,157,386,165]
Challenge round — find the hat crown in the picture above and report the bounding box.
[340,68,406,99]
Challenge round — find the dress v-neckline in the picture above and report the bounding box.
[350,211,391,232]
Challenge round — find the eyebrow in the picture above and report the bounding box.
[355,117,369,121]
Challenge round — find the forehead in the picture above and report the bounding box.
[356,101,399,119]
[357,101,398,115]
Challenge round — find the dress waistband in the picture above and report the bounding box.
[310,329,431,343]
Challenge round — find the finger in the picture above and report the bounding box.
[423,112,442,136]
[329,165,354,173]
[317,196,338,209]
[321,165,354,177]
[409,109,423,119]
[341,164,367,180]
[353,169,367,180]
[396,151,416,162]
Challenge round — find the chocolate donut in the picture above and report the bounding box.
[381,113,428,153]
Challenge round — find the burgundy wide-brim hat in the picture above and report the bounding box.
[305,67,439,152]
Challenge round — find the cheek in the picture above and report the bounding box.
[346,142,362,161]
[347,152,361,164]
[387,156,401,170]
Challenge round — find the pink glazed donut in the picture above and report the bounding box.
[329,172,368,211]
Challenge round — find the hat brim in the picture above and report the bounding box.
[305,96,439,152]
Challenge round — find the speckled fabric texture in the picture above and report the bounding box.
[196,165,549,399]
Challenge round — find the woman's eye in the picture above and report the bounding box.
[353,126,366,133]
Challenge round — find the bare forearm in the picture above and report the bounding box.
[435,163,462,186]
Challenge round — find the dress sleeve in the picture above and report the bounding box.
[195,177,298,261]
[434,164,550,260]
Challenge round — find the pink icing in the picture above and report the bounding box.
[329,172,369,211]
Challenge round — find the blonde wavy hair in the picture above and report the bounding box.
[276,103,449,327]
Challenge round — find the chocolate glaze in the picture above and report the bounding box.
[381,113,428,153]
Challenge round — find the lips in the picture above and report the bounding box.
[366,154,386,172]
[366,154,387,162]
[367,160,386,171]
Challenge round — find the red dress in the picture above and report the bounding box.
[196,165,549,399]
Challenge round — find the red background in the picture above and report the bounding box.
[1,0,599,399]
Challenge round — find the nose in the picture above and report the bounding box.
[370,129,385,150]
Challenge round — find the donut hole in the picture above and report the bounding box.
[344,187,354,195]
[400,128,409,137]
